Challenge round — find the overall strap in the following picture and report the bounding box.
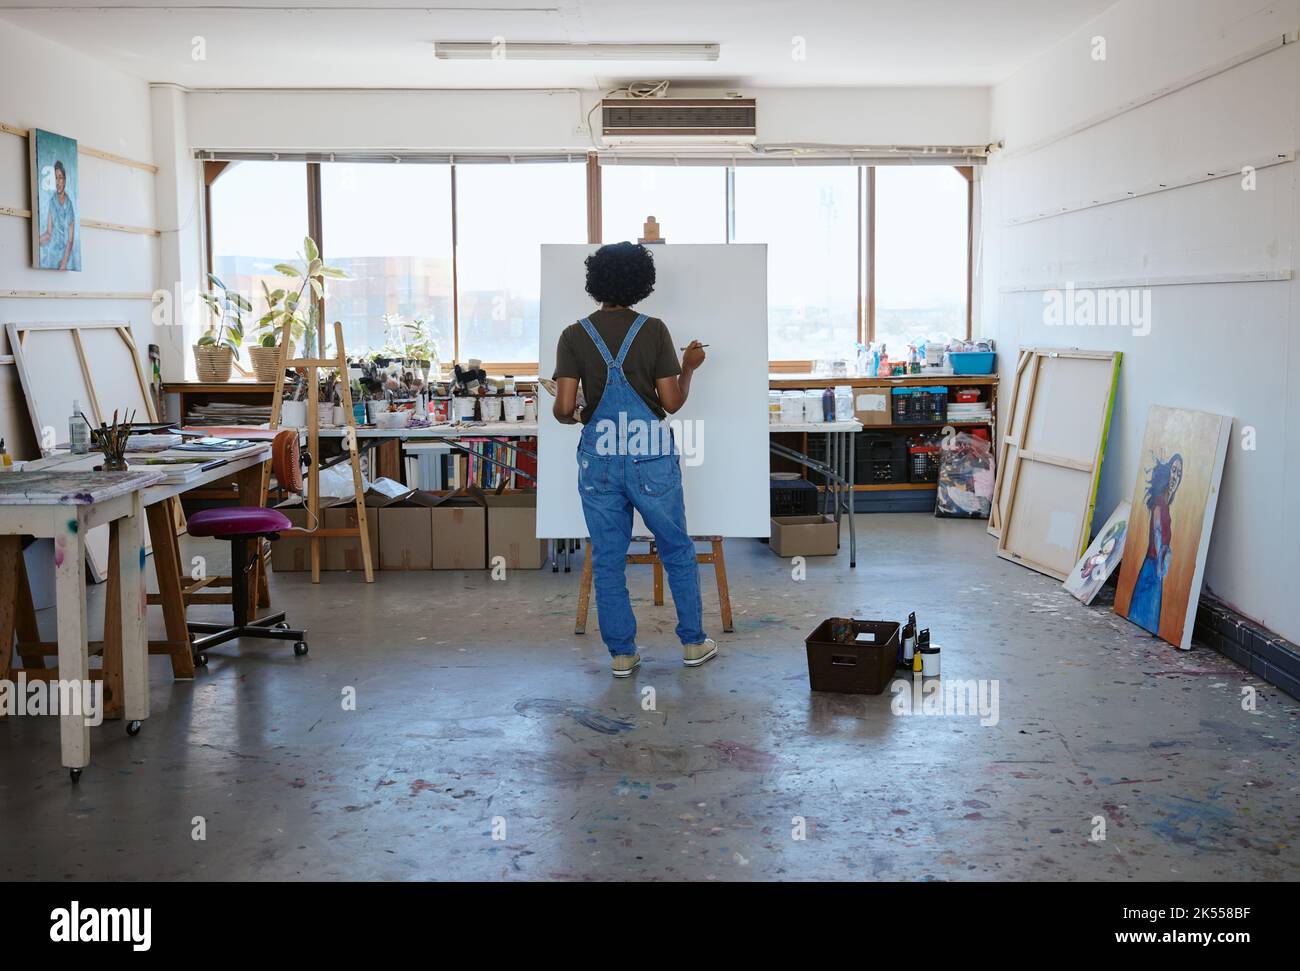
[612,314,649,368]
[577,317,614,367]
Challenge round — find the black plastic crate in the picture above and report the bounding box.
[855,431,907,485]
[892,387,948,425]
[908,434,942,483]
[770,477,819,517]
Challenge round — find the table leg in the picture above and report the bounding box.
[0,536,19,687]
[118,499,149,727]
[847,430,857,568]
[146,498,195,680]
[55,514,90,770]
[103,523,124,719]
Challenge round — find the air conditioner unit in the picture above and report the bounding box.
[600,97,757,145]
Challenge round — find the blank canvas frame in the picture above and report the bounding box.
[995,347,1122,581]
[5,320,159,580]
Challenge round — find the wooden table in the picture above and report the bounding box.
[17,447,273,716]
[0,469,163,781]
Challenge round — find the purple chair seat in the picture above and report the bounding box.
[187,507,294,538]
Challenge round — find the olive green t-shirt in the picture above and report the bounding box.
[552,309,682,423]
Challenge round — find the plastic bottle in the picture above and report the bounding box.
[70,399,90,454]
[0,438,12,471]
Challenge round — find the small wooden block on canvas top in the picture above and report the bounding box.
[995,348,1122,581]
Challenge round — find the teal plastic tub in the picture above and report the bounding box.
[949,351,996,375]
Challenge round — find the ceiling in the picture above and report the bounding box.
[0,0,1115,89]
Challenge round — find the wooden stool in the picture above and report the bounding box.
[574,535,733,636]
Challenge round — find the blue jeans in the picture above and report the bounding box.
[578,449,706,656]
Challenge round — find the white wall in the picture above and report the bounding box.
[980,0,1300,642]
[184,85,990,152]
[0,18,162,423]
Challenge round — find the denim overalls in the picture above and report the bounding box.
[576,314,705,657]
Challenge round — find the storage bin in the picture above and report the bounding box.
[770,476,820,517]
[855,431,908,485]
[891,387,948,425]
[949,351,996,375]
[805,618,901,695]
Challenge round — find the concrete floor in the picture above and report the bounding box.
[1,514,1297,881]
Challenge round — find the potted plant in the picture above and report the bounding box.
[252,236,348,381]
[195,273,249,381]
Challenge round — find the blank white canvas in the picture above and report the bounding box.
[537,243,770,539]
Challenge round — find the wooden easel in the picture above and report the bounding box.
[261,319,373,583]
[574,536,734,635]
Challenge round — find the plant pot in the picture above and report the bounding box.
[249,345,285,383]
[193,344,234,382]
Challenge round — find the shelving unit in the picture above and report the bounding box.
[768,372,999,506]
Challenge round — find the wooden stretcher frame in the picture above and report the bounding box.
[994,347,1122,581]
[987,347,1033,538]
[5,320,161,580]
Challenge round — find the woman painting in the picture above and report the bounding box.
[1127,452,1183,634]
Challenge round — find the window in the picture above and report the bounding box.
[873,166,969,352]
[208,161,308,353]
[207,158,973,368]
[453,163,586,363]
[320,163,454,361]
[601,165,726,244]
[733,166,859,362]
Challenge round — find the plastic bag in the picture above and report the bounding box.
[935,431,995,519]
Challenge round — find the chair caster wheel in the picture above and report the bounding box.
[274,622,289,630]
[294,641,309,657]
[69,768,82,783]
[127,720,141,737]
[194,652,208,667]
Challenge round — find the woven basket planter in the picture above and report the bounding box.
[249,345,285,383]
[193,344,234,382]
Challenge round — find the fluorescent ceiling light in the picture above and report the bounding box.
[434,42,720,62]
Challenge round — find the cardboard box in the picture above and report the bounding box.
[854,390,891,426]
[431,490,487,569]
[486,493,547,570]
[378,493,438,570]
[272,498,354,572]
[770,515,839,557]
[322,502,380,572]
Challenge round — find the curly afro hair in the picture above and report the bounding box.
[584,241,656,308]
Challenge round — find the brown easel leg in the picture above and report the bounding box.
[711,539,734,633]
[575,542,593,634]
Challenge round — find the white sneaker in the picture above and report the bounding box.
[683,638,717,667]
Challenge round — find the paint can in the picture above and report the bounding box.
[523,396,538,422]
[921,645,941,678]
[453,396,477,421]
[769,390,783,423]
[502,395,524,421]
[480,396,504,421]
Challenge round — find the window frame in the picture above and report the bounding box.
[203,157,974,373]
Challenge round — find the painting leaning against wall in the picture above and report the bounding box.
[29,128,81,272]
[1113,405,1233,651]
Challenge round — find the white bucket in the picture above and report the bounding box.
[502,395,524,421]
[480,396,504,421]
[366,399,389,423]
[834,385,854,422]
[280,400,307,428]
[523,397,538,422]
[803,389,825,424]
[779,391,803,424]
[454,396,478,421]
